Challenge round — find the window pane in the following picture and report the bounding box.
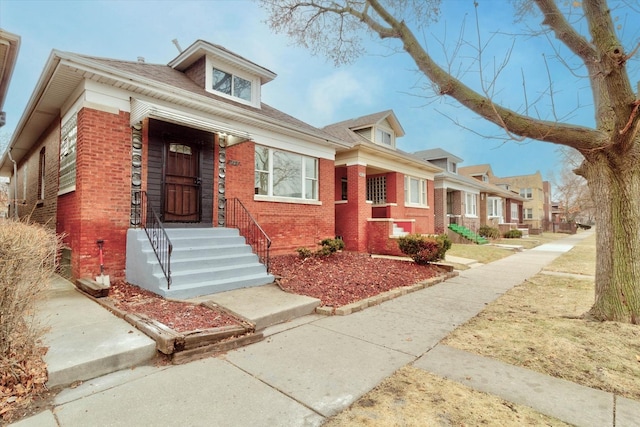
[305,179,317,199]
[410,178,420,204]
[273,151,302,197]
[304,157,317,179]
[213,68,232,95]
[255,172,268,195]
[254,146,269,195]
[255,146,269,171]
[233,75,252,101]
[421,180,426,205]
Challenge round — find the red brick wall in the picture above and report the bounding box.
[434,187,446,234]
[367,221,404,256]
[56,107,132,280]
[184,57,206,88]
[225,141,335,255]
[335,164,370,252]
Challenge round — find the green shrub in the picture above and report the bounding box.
[296,237,345,259]
[320,237,345,253]
[434,233,452,260]
[503,229,523,238]
[479,225,501,239]
[296,247,313,259]
[398,233,450,265]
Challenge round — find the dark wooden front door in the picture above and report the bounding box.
[164,142,200,222]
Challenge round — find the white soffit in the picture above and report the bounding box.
[130,98,251,140]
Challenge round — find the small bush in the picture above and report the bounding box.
[434,233,452,260]
[296,237,345,259]
[479,225,501,239]
[296,247,313,259]
[320,237,345,253]
[398,233,450,265]
[503,229,523,238]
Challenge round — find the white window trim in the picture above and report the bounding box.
[465,192,478,217]
[487,197,502,218]
[404,175,429,207]
[374,125,395,148]
[206,57,260,108]
[254,145,319,202]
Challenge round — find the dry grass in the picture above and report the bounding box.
[325,230,640,424]
[0,219,61,422]
[447,244,514,265]
[324,366,571,426]
[444,232,640,400]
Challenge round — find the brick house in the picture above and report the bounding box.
[415,150,524,237]
[0,40,351,298]
[323,111,440,256]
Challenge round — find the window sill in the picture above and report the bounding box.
[404,204,430,209]
[36,200,44,207]
[465,214,478,218]
[254,195,322,206]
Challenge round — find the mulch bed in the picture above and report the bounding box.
[270,252,443,308]
[108,281,243,333]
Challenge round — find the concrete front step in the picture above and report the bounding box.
[192,284,322,330]
[126,228,274,299]
[161,273,276,300]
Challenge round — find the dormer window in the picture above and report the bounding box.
[375,127,394,147]
[449,161,457,174]
[212,67,252,102]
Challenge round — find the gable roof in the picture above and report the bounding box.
[1,46,350,175]
[324,110,405,139]
[458,164,495,177]
[168,40,276,85]
[413,148,463,164]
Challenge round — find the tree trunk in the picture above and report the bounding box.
[581,150,640,323]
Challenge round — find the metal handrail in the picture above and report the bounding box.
[226,198,271,271]
[134,191,172,288]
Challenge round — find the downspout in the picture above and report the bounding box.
[7,147,18,220]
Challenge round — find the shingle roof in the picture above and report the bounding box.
[458,164,492,177]
[413,148,463,163]
[76,54,339,142]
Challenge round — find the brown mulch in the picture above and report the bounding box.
[108,281,243,333]
[270,252,442,308]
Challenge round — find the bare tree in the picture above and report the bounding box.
[552,148,596,224]
[261,0,640,323]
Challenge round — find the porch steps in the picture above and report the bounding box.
[126,227,274,299]
[392,223,409,237]
[448,224,489,245]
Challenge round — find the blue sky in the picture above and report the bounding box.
[1,0,635,181]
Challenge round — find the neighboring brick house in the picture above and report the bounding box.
[0,40,351,296]
[415,150,524,235]
[323,111,440,255]
[492,171,551,230]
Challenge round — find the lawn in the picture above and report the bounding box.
[324,229,640,424]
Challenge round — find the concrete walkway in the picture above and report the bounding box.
[12,229,640,426]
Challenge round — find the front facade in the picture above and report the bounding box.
[0,40,349,291]
[417,152,524,235]
[493,171,550,230]
[323,111,439,254]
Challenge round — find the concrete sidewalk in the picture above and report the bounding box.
[12,229,640,426]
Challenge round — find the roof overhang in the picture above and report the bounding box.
[168,40,276,84]
[131,98,253,142]
[1,49,351,176]
[0,29,21,120]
